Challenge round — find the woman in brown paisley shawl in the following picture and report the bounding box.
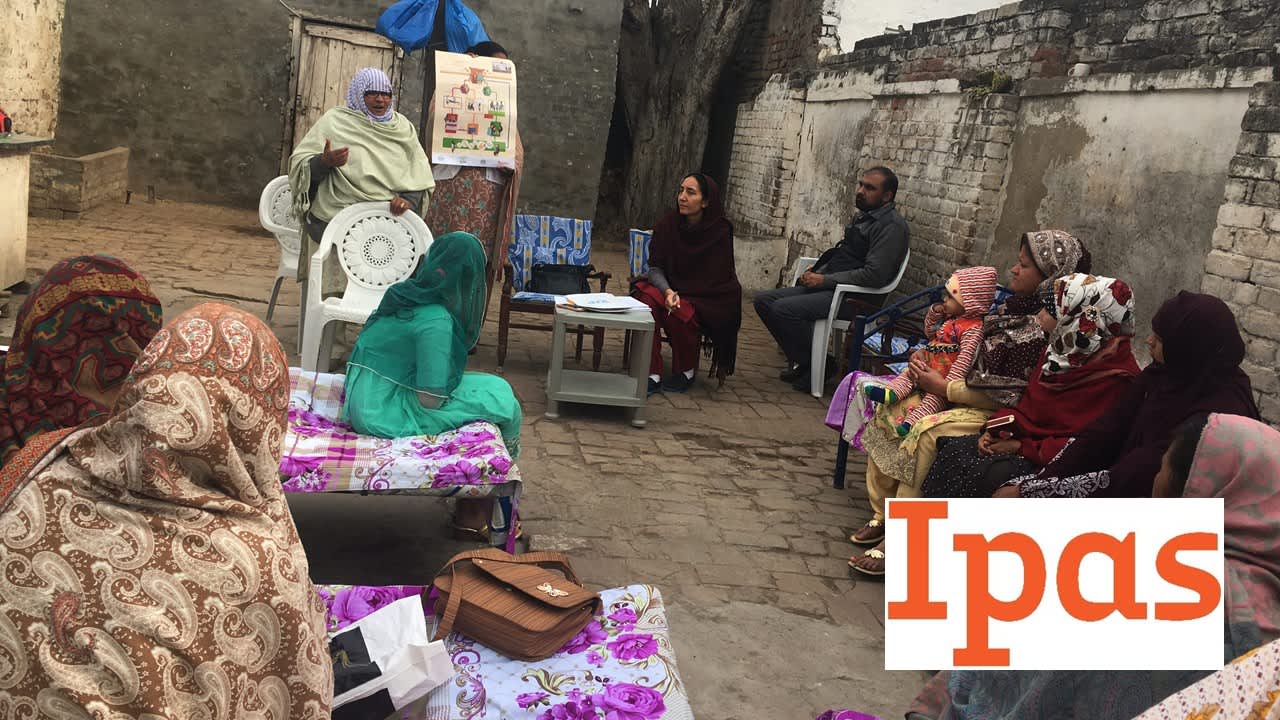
[0,304,332,718]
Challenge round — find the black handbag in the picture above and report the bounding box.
[529,263,593,295]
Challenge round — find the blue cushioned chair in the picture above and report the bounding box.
[497,215,610,371]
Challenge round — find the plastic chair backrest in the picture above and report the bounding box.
[791,255,820,287]
[880,248,910,294]
[327,203,433,309]
[629,229,653,277]
[507,215,592,292]
[259,176,301,256]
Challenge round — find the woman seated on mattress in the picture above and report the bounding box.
[342,231,522,540]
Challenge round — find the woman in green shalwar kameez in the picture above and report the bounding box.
[342,231,522,538]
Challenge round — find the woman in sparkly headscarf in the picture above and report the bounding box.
[288,67,435,292]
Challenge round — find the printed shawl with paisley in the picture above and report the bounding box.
[0,255,161,464]
[0,303,332,718]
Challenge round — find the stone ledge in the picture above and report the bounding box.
[1022,65,1274,97]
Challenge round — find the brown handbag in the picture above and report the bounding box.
[431,548,602,661]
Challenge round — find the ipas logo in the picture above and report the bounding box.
[883,498,1224,671]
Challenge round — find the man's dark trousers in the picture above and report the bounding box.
[753,286,855,368]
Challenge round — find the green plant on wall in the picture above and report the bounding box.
[964,70,1013,100]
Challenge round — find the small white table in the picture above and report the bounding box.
[545,305,654,428]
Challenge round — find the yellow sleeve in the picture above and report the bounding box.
[946,380,1002,411]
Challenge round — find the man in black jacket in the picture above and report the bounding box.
[753,166,910,390]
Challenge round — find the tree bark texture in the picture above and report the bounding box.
[617,0,760,228]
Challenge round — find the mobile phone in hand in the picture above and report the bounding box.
[982,415,1017,437]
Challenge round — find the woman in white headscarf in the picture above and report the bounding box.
[289,67,435,293]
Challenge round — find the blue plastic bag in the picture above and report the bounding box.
[376,0,490,54]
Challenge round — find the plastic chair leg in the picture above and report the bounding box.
[622,329,633,370]
[297,278,308,355]
[810,319,829,398]
[316,320,338,374]
[300,306,322,372]
[833,438,850,490]
[592,327,604,371]
[266,275,285,322]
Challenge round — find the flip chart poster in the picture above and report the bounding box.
[432,51,517,169]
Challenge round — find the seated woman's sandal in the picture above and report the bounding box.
[849,518,885,545]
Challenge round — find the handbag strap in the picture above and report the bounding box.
[439,548,583,585]
[430,549,584,642]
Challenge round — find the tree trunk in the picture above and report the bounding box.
[617,0,759,228]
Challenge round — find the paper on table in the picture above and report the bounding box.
[563,293,650,312]
[331,595,453,711]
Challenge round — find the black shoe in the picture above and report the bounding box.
[662,373,694,393]
[779,364,809,382]
[791,363,838,392]
[647,378,662,396]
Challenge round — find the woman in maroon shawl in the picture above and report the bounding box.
[633,173,742,394]
[998,290,1260,498]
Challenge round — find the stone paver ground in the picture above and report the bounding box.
[7,201,927,719]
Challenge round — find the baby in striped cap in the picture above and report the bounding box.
[864,265,998,437]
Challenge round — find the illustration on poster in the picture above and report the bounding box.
[432,51,517,165]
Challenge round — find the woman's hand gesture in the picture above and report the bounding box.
[664,289,681,311]
[321,138,349,168]
[390,196,411,216]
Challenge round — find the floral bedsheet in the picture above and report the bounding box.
[315,584,694,720]
[280,368,522,499]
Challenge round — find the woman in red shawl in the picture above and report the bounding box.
[632,173,742,394]
[0,255,162,465]
[919,273,1142,499]
[998,290,1260,498]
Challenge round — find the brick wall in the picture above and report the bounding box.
[822,0,1280,86]
[1201,81,1280,424]
[29,147,130,220]
[732,0,835,103]
[856,90,1019,291]
[0,0,64,139]
[724,75,807,238]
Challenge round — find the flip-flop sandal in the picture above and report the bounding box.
[849,546,886,576]
[849,518,885,546]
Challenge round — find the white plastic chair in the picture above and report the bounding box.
[258,176,301,328]
[806,249,911,398]
[300,202,433,372]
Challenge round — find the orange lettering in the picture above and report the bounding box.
[1155,532,1221,621]
[887,500,949,620]
[953,532,1046,666]
[1057,532,1146,621]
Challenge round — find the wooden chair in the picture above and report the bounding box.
[496,215,609,372]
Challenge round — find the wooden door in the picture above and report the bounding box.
[281,21,403,170]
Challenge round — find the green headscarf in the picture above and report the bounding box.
[351,232,486,400]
